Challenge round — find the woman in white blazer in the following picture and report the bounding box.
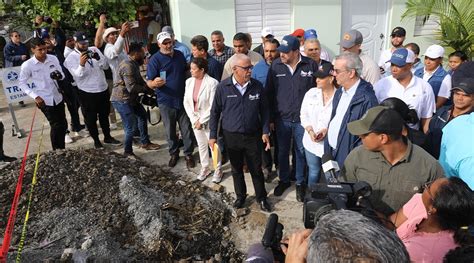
[184,57,223,182]
[300,63,337,186]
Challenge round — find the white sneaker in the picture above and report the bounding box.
[74,130,90,138]
[110,123,118,130]
[65,134,73,144]
[197,168,211,181]
[212,169,223,183]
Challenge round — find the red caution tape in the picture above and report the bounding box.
[0,107,37,262]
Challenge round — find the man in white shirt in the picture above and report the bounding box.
[378,27,406,76]
[221,32,263,80]
[103,23,130,84]
[19,37,68,150]
[64,32,121,149]
[374,48,436,133]
[338,29,381,85]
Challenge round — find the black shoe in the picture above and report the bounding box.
[233,197,246,209]
[185,155,195,168]
[259,199,272,212]
[274,181,291,196]
[104,137,121,145]
[94,141,104,149]
[0,155,17,162]
[296,184,306,202]
[168,154,179,167]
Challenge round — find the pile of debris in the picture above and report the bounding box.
[0,149,244,261]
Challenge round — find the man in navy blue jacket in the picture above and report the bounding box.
[3,31,29,68]
[325,52,378,170]
[209,54,272,212]
[266,35,318,201]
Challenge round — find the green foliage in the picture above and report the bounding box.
[2,0,149,33]
[402,0,474,58]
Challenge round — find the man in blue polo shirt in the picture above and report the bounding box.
[266,35,318,202]
[209,54,272,212]
[147,32,195,168]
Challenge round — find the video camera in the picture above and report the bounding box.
[50,70,62,80]
[261,153,373,261]
[303,153,372,228]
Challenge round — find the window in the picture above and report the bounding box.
[235,0,291,46]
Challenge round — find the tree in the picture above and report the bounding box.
[0,0,148,33]
[401,0,474,58]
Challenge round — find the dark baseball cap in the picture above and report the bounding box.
[277,35,300,53]
[348,106,404,136]
[73,32,88,44]
[314,63,334,78]
[452,78,474,95]
[391,27,406,37]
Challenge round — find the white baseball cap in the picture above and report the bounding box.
[261,27,274,38]
[156,32,172,44]
[424,44,445,59]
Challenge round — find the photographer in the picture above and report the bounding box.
[282,210,409,262]
[111,42,160,156]
[19,37,68,150]
[249,210,409,262]
[64,32,120,149]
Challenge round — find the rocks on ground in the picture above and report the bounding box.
[0,148,244,261]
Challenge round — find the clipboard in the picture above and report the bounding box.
[212,144,220,169]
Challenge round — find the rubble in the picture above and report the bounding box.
[0,148,244,261]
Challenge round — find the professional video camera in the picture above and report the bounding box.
[303,153,373,229]
[83,50,100,60]
[260,153,374,261]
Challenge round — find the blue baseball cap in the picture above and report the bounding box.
[304,29,318,40]
[277,35,300,53]
[388,48,415,67]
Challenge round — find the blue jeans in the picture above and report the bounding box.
[158,103,194,156]
[276,120,306,185]
[112,101,150,153]
[304,149,322,187]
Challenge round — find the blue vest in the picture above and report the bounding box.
[414,66,448,97]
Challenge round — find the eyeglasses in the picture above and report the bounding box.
[236,65,254,71]
[333,68,349,74]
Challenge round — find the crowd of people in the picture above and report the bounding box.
[1,10,473,262]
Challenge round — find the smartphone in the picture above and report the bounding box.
[159,71,166,81]
[131,21,139,28]
[315,132,324,141]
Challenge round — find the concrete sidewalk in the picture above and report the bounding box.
[0,84,305,251]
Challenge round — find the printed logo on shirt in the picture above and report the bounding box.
[300,70,313,77]
[49,65,55,69]
[227,95,238,98]
[249,93,260,100]
[276,74,286,77]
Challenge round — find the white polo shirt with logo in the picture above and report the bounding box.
[374,75,436,129]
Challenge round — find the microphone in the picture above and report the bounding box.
[321,153,340,183]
